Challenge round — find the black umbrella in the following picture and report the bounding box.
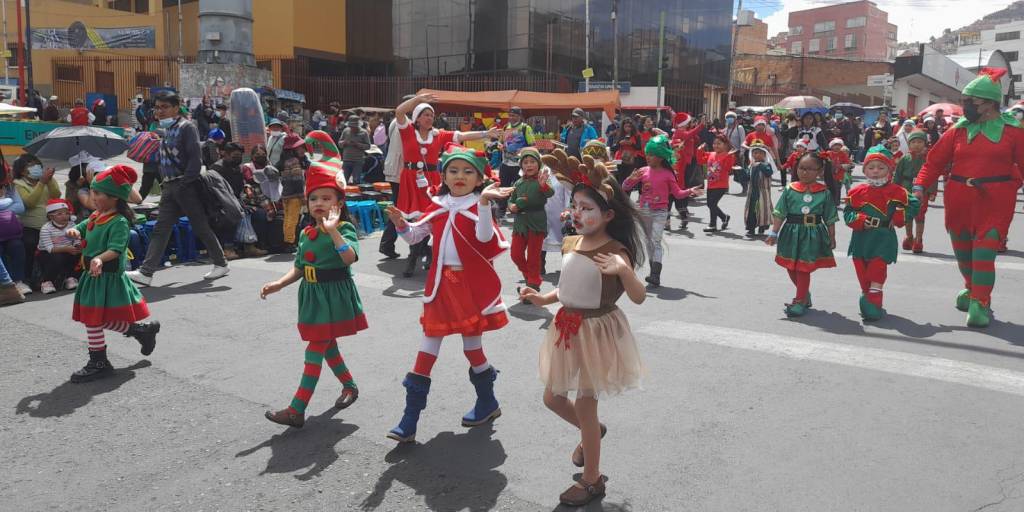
[24,125,128,160]
[829,102,865,116]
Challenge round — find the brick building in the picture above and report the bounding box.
[732,53,893,106]
[784,0,897,61]
[736,10,769,55]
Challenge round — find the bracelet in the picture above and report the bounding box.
[766,230,780,238]
[336,244,350,254]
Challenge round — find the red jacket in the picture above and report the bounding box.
[70,107,90,126]
[671,123,704,178]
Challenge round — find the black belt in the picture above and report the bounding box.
[859,216,890,228]
[404,163,438,171]
[303,266,352,283]
[949,175,1013,187]
[785,214,823,225]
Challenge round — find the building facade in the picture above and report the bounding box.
[953,19,1024,101]
[784,0,897,61]
[735,10,768,55]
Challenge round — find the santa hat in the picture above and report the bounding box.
[725,111,737,118]
[829,137,845,148]
[440,143,489,178]
[91,165,138,201]
[793,139,808,150]
[863,144,896,170]
[753,115,768,127]
[963,67,1007,102]
[412,103,434,123]
[673,112,691,126]
[304,164,346,198]
[46,198,73,214]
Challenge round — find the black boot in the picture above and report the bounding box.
[403,244,419,278]
[126,321,160,356]
[645,261,662,288]
[540,251,547,276]
[463,367,501,426]
[388,373,432,443]
[70,350,114,383]
[421,243,432,270]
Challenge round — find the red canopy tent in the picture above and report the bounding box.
[416,88,621,119]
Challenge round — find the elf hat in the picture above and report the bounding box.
[907,130,928,143]
[581,139,611,161]
[963,67,1007,102]
[753,115,768,127]
[46,198,73,214]
[440,143,489,177]
[91,164,138,201]
[304,164,346,198]
[518,147,542,166]
[673,112,691,126]
[829,137,845,148]
[863,144,896,170]
[305,130,341,166]
[645,134,675,166]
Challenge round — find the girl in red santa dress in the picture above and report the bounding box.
[383,144,514,443]
[392,93,498,277]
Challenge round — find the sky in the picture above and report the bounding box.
[737,0,1016,43]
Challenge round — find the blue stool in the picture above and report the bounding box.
[175,217,198,262]
[346,201,368,234]
[357,200,384,232]
[139,220,175,264]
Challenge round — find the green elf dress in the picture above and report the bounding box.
[71,211,149,325]
[295,222,368,341]
[772,181,838,272]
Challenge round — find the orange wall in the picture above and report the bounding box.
[293,0,346,57]
[253,1,295,56]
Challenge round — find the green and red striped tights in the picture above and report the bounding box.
[288,339,356,415]
[950,228,1001,306]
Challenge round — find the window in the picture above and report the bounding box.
[6,44,16,68]
[845,33,857,48]
[846,16,866,28]
[789,26,803,36]
[826,37,837,51]
[887,31,897,40]
[55,64,82,82]
[1006,51,1019,62]
[791,41,803,54]
[814,21,835,33]
[996,31,1021,42]
[1012,74,1022,82]
[808,38,820,52]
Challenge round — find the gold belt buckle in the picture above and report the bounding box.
[865,217,880,228]
[802,214,817,226]
[304,266,317,283]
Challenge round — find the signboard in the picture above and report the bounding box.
[866,73,894,86]
[822,95,831,107]
[581,67,594,79]
[31,22,156,50]
[577,81,631,93]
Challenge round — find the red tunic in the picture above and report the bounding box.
[914,125,1024,238]
[696,149,735,190]
[821,150,852,182]
[671,123,704,185]
[396,120,456,217]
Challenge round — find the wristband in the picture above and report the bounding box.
[766,229,779,238]
[397,225,410,234]
[336,244,351,254]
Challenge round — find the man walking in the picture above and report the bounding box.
[127,91,229,287]
[339,115,371,184]
[560,108,597,158]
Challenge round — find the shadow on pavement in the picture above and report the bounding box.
[15,360,152,418]
[508,301,554,330]
[235,408,359,481]
[787,309,865,336]
[646,285,715,302]
[360,424,508,512]
[140,279,231,303]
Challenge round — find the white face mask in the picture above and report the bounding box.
[867,177,889,187]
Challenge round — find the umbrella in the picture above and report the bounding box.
[24,126,128,160]
[829,102,864,116]
[918,103,962,118]
[0,103,37,116]
[774,95,826,110]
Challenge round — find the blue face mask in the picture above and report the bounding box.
[28,164,43,179]
[726,117,735,125]
[159,117,175,128]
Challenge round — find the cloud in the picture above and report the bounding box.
[762,0,1013,43]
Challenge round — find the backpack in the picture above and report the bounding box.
[127,131,161,163]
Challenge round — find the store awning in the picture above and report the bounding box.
[274,89,306,103]
[416,89,620,118]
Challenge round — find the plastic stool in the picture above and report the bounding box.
[175,217,197,262]
[357,200,384,232]
[345,201,366,234]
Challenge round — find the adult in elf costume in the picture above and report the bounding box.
[68,165,160,383]
[384,144,513,443]
[260,163,367,428]
[845,146,920,321]
[913,67,1024,327]
[893,129,933,253]
[509,147,554,291]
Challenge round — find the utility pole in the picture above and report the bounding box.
[2,0,9,83]
[15,0,24,104]
[726,0,742,110]
[24,0,32,93]
[656,11,665,111]
[585,0,590,91]
[177,0,184,64]
[611,0,618,87]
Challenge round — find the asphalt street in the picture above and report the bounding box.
[3,164,1024,511]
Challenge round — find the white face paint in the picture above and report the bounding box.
[571,191,609,236]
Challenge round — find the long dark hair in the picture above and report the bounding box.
[115,198,135,226]
[572,179,647,269]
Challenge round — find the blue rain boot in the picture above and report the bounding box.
[387,373,431,443]
[462,367,501,427]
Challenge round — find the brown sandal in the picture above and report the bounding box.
[265,408,304,428]
[571,423,607,467]
[559,475,607,507]
[336,387,359,409]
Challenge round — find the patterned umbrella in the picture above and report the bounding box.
[918,103,962,118]
[774,96,827,110]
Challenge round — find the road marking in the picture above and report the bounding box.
[639,321,1024,397]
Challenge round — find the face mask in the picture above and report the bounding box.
[253,156,268,165]
[867,177,889,187]
[962,102,981,123]
[227,158,242,166]
[28,164,43,179]
[726,118,735,125]
[159,117,175,128]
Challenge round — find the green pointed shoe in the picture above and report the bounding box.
[859,295,884,321]
[805,293,813,308]
[785,302,807,318]
[955,289,971,312]
[966,299,992,328]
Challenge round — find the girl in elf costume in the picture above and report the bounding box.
[392,94,497,278]
[540,149,579,276]
[260,164,367,428]
[844,145,919,321]
[509,147,553,292]
[893,130,932,253]
[66,165,159,383]
[765,152,839,317]
[913,67,1024,328]
[519,157,647,508]
[743,140,776,236]
[383,144,513,443]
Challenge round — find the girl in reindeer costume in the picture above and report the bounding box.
[384,144,514,443]
[520,157,648,507]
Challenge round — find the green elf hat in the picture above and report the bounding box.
[644,134,675,166]
[962,67,1007,102]
[518,146,542,166]
[907,129,928,143]
[440,143,489,177]
[862,144,895,170]
[91,164,138,201]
